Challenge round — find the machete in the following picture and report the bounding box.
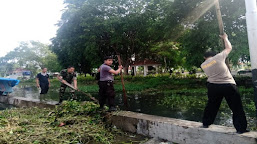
[60,79,99,103]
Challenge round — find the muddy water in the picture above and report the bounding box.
[0,102,13,110]
[11,83,60,102]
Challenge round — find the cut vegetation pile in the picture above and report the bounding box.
[0,101,146,144]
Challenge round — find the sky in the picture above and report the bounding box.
[0,0,65,57]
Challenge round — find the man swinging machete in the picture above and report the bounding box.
[201,33,248,134]
[56,66,78,105]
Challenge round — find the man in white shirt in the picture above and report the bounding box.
[201,33,248,134]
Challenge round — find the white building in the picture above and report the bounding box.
[6,68,31,79]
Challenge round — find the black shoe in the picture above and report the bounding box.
[237,130,249,134]
[200,125,209,128]
[56,102,62,105]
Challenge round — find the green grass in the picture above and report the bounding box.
[76,77,207,93]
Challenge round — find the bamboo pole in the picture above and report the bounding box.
[117,55,128,108]
[214,0,230,70]
[215,0,224,35]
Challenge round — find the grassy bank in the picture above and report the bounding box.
[44,75,207,93]
[24,74,252,94]
[75,75,253,94]
[0,101,147,144]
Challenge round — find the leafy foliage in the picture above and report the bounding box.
[52,0,249,73]
[0,41,62,77]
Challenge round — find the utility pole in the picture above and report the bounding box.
[244,0,257,117]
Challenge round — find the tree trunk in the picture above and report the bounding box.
[164,57,167,73]
[123,66,129,75]
[122,58,130,75]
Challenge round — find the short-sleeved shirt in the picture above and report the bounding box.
[100,64,114,81]
[59,69,77,83]
[201,51,236,85]
[37,73,49,85]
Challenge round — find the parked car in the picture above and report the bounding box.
[237,70,252,77]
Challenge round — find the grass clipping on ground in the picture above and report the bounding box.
[0,101,115,144]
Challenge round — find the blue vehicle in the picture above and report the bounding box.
[0,78,20,95]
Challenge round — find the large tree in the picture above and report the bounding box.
[51,0,174,74]
[0,41,61,77]
[176,0,248,68]
[52,0,249,73]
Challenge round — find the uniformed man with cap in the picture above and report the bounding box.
[98,56,123,111]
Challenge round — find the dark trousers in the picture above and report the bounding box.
[98,81,115,108]
[202,83,247,132]
[59,84,76,103]
[40,83,49,94]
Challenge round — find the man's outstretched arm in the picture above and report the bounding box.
[109,66,123,75]
[220,33,232,55]
[36,78,40,88]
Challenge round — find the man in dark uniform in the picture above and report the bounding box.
[201,33,248,134]
[98,56,122,111]
[57,66,77,104]
[36,67,50,95]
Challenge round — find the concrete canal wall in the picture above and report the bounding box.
[109,111,257,144]
[1,96,257,144]
[0,96,56,108]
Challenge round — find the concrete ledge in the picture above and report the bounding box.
[109,111,257,144]
[0,96,56,108]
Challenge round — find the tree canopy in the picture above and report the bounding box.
[0,41,61,77]
[51,0,249,74]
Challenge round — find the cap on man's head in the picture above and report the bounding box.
[204,51,217,58]
[104,56,113,60]
[68,66,75,69]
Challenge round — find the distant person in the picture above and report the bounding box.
[201,33,248,134]
[189,69,196,75]
[36,67,50,95]
[169,69,173,75]
[98,56,123,111]
[57,66,77,105]
[131,68,135,76]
